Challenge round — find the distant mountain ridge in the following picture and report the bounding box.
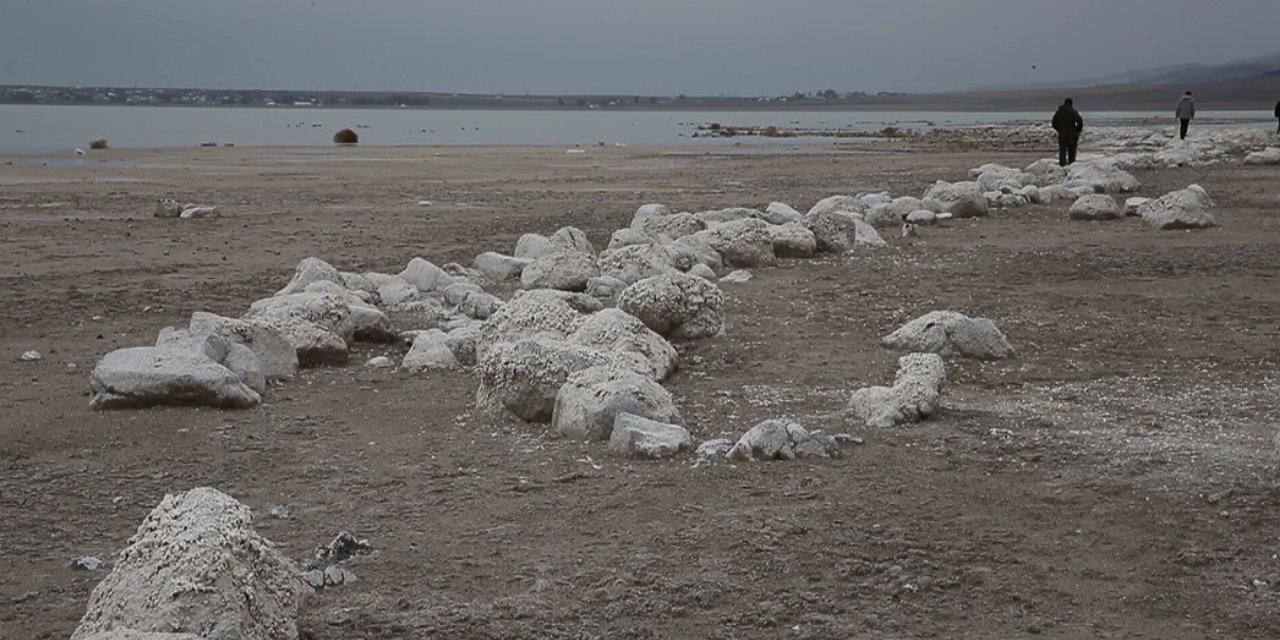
[976,50,1280,92]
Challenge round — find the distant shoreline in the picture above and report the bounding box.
[1,101,1273,114]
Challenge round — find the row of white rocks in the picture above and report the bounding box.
[90,189,1023,461]
[70,318,1020,639]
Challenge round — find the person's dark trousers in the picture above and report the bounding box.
[1058,133,1079,167]
[1180,119,1190,140]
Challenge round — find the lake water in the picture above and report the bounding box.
[0,105,1274,154]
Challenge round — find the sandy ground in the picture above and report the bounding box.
[2,139,1280,639]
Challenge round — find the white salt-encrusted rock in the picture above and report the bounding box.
[1069,194,1121,221]
[763,202,805,225]
[402,329,460,371]
[569,308,678,381]
[882,310,1014,360]
[474,252,531,281]
[923,181,988,219]
[275,257,341,296]
[1244,147,1280,166]
[520,250,599,292]
[1138,184,1218,230]
[553,365,681,441]
[617,273,725,340]
[477,289,584,358]
[476,339,620,422]
[598,243,684,284]
[398,257,457,292]
[608,413,693,459]
[692,218,776,268]
[70,488,302,640]
[848,353,946,428]
[89,347,261,410]
[726,420,840,461]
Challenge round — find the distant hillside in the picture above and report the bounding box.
[976,50,1280,94]
[860,69,1280,112]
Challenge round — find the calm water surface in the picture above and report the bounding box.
[0,105,1272,154]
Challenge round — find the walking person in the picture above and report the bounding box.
[1176,91,1196,140]
[1274,99,1279,134]
[1052,98,1084,167]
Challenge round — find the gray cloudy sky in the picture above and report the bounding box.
[2,0,1278,94]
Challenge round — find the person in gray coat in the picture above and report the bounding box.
[1175,91,1195,140]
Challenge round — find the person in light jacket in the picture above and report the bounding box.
[1175,91,1196,140]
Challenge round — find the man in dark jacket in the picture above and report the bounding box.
[1052,98,1084,166]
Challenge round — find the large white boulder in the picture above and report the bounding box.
[617,273,725,340]
[633,211,704,240]
[398,257,457,292]
[848,353,946,428]
[1069,194,1121,221]
[78,631,204,640]
[476,339,619,422]
[972,164,1034,192]
[244,293,353,366]
[882,310,1014,360]
[609,413,693,459]
[863,203,903,228]
[1124,197,1152,217]
[90,347,261,410]
[693,218,776,268]
[1038,184,1075,203]
[598,243,684,284]
[671,234,725,271]
[802,209,861,253]
[474,252,531,280]
[514,233,557,260]
[923,181,989,219]
[188,312,298,380]
[1154,142,1201,167]
[520,250,599,292]
[852,219,887,248]
[550,226,596,256]
[569,308,678,381]
[552,365,681,441]
[763,202,805,225]
[1024,158,1068,185]
[1244,147,1280,166]
[726,420,840,461]
[376,277,420,307]
[906,210,938,225]
[477,289,584,358]
[807,195,864,218]
[767,222,818,258]
[402,329,460,371]
[1138,184,1218,230]
[694,207,756,225]
[275,257,340,296]
[885,196,927,222]
[607,228,657,250]
[585,274,630,302]
[632,203,672,226]
[156,328,265,394]
[444,323,482,366]
[70,488,302,640]
[1066,161,1140,193]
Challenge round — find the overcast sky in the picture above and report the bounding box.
[2,0,1278,95]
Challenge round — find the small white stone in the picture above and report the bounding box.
[364,356,393,369]
[19,350,42,362]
